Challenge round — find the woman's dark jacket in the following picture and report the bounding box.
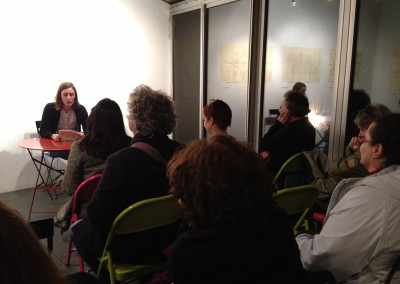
[39,102,88,139]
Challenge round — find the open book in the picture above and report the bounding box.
[58,129,83,141]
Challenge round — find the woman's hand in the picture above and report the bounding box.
[51,134,61,141]
[261,151,271,160]
[349,136,361,151]
[278,110,291,125]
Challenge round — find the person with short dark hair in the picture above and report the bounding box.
[292,82,306,95]
[202,99,232,136]
[297,113,400,283]
[70,85,182,273]
[167,135,323,283]
[260,90,316,174]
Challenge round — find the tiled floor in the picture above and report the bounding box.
[0,187,86,277]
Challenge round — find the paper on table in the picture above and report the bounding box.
[58,129,82,141]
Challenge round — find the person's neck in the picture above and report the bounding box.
[63,105,72,112]
[210,128,228,137]
[288,116,304,123]
[367,160,387,175]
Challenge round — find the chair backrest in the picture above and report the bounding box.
[109,194,182,237]
[71,174,102,220]
[273,185,318,233]
[273,153,313,189]
[35,120,41,137]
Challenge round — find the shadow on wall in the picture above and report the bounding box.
[0,150,39,193]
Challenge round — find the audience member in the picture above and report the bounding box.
[54,98,131,233]
[305,103,392,209]
[0,200,66,284]
[202,99,232,136]
[292,82,307,95]
[260,90,316,174]
[167,135,329,283]
[70,84,182,273]
[40,82,88,141]
[345,89,371,146]
[297,113,400,283]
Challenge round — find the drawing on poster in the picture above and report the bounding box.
[281,47,322,83]
[390,45,400,91]
[221,45,249,83]
[265,46,274,83]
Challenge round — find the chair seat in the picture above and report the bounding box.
[113,262,167,282]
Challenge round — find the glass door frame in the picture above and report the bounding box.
[171,0,358,160]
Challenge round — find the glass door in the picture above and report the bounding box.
[205,0,251,141]
[262,0,340,155]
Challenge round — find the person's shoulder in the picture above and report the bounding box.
[43,102,56,110]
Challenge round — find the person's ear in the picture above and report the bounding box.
[373,143,384,159]
[210,117,215,125]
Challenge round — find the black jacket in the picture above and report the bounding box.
[260,117,315,174]
[39,102,88,139]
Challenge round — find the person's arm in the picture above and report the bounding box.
[39,103,58,139]
[76,105,88,134]
[61,141,84,196]
[260,120,285,152]
[296,186,387,282]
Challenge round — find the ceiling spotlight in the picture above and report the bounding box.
[292,0,296,7]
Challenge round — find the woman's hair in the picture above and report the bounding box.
[284,90,310,117]
[292,82,306,92]
[167,136,276,242]
[354,103,392,130]
[369,113,400,166]
[127,84,176,137]
[54,82,81,110]
[79,98,129,160]
[0,201,65,283]
[203,99,232,130]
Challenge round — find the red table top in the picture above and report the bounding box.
[18,138,73,151]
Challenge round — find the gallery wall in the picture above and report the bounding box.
[0,0,171,192]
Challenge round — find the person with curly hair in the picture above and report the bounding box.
[70,85,182,273]
[202,99,232,136]
[167,136,330,283]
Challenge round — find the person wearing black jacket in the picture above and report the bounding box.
[260,90,315,174]
[70,84,182,273]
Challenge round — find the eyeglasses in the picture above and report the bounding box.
[356,137,372,144]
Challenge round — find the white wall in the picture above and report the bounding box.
[0,0,172,192]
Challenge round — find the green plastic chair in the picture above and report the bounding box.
[97,194,182,284]
[273,152,312,190]
[273,185,318,235]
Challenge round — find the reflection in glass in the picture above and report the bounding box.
[206,0,251,141]
[263,0,340,155]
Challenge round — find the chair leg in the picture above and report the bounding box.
[66,237,72,266]
[79,256,85,272]
[28,188,37,220]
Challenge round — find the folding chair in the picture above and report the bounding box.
[97,194,182,284]
[66,174,102,271]
[273,152,314,190]
[273,185,318,235]
[29,218,54,251]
